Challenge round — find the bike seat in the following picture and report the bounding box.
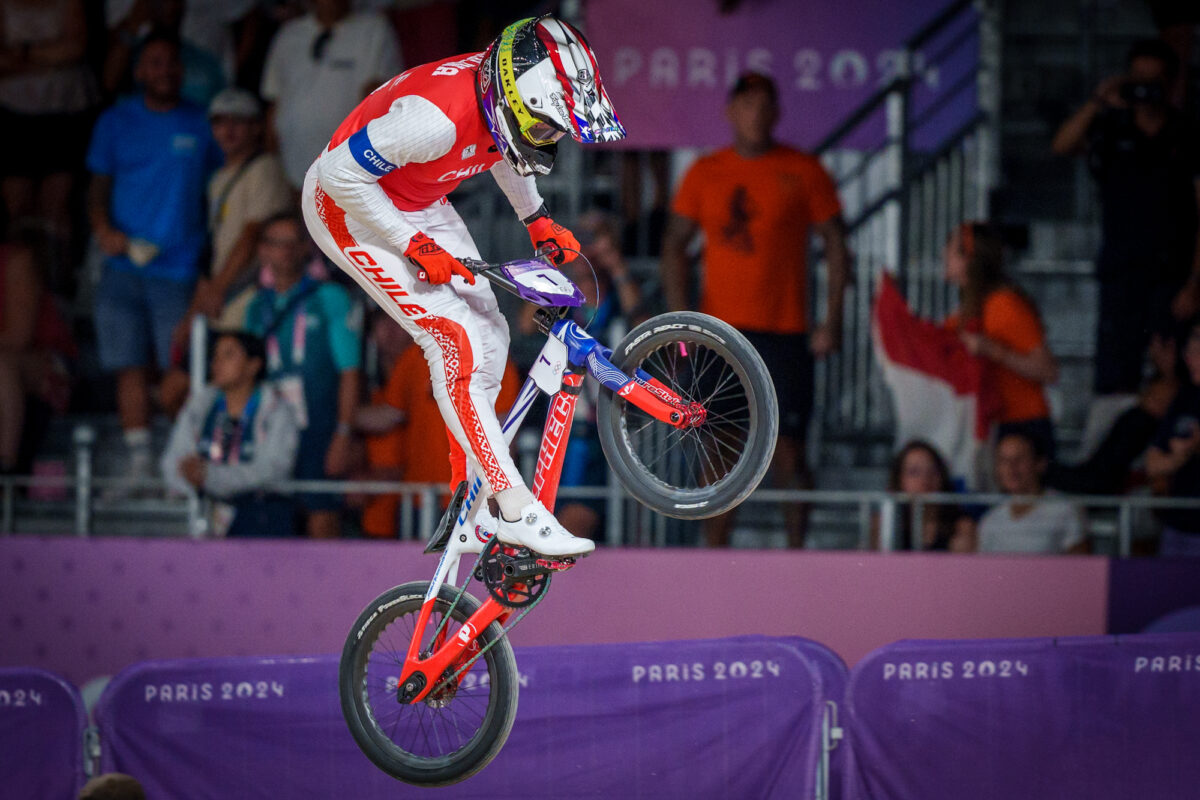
[423,480,468,554]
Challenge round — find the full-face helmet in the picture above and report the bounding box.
[477,15,626,177]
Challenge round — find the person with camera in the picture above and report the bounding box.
[1052,38,1200,412]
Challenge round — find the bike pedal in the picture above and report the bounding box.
[534,557,577,572]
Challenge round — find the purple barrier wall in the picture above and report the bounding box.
[0,537,1110,686]
[842,634,1200,799]
[1107,558,1200,633]
[0,667,87,799]
[97,636,844,799]
[584,0,971,149]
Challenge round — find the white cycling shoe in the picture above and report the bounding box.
[494,501,595,557]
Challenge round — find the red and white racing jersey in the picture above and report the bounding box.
[313,52,543,251]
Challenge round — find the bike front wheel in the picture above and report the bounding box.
[597,311,779,519]
[339,581,519,786]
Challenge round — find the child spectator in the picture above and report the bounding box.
[161,331,298,537]
[976,431,1088,554]
[943,221,1059,458]
[871,440,975,551]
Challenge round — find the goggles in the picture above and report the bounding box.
[496,18,568,148]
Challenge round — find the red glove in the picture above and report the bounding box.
[404,233,475,285]
[526,216,580,266]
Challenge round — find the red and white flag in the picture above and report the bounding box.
[872,273,996,489]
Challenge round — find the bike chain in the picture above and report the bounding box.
[425,548,553,697]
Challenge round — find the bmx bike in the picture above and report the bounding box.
[339,252,779,785]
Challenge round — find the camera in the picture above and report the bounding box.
[1121,80,1167,105]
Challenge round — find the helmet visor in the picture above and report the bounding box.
[522,118,565,147]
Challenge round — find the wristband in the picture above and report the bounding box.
[336,422,353,437]
[521,204,550,226]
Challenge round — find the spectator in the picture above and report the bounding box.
[1052,39,1200,413]
[104,0,226,108]
[1146,315,1200,555]
[871,440,975,552]
[1049,332,1179,494]
[260,0,401,188]
[942,221,1059,459]
[0,0,99,297]
[162,331,298,537]
[162,87,294,417]
[518,211,645,539]
[661,71,850,548]
[78,772,145,800]
[87,31,221,492]
[244,212,362,537]
[975,431,1088,554]
[353,311,410,538]
[200,87,294,327]
[356,311,519,538]
[0,228,76,475]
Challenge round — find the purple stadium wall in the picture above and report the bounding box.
[0,537,1108,685]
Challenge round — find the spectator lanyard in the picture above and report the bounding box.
[209,152,263,233]
[205,390,262,463]
[263,278,319,372]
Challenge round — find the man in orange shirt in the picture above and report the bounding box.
[661,72,850,548]
[357,316,519,537]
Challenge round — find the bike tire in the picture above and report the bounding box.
[339,580,518,786]
[597,311,779,519]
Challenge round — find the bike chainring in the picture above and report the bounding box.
[475,537,576,608]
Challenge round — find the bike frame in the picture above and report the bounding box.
[395,314,703,704]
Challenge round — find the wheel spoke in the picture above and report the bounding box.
[350,595,507,768]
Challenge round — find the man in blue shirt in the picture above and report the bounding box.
[87,31,221,487]
[245,212,362,537]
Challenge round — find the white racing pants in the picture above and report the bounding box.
[302,167,519,495]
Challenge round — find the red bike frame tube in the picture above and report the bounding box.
[398,374,581,704]
[531,372,583,508]
[399,595,509,704]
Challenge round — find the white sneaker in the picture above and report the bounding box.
[495,501,595,557]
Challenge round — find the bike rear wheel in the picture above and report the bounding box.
[339,581,518,786]
[597,311,779,519]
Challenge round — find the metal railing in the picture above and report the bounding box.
[811,0,1000,452]
[3,439,1195,557]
